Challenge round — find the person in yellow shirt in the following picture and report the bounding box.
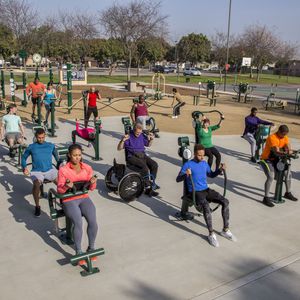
[260,125,297,207]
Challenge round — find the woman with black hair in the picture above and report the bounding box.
[57,144,98,263]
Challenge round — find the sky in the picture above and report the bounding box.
[30,0,300,44]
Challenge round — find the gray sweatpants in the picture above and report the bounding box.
[260,160,291,197]
[243,133,256,157]
[63,197,98,252]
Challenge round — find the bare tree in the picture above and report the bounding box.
[0,0,38,48]
[100,0,168,80]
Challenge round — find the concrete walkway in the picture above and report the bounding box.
[0,116,299,300]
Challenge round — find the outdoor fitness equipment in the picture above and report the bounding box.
[0,70,5,99]
[105,158,157,202]
[176,136,227,220]
[232,82,255,103]
[262,84,288,110]
[47,178,105,277]
[294,88,300,113]
[151,73,165,100]
[197,80,219,106]
[72,119,102,161]
[1,137,27,165]
[254,125,271,161]
[191,110,224,144]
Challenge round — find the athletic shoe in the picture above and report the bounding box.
[263,196,275,207]
[34,206,41,217]
[220,229,237,242]
[283,192,298,201]
[145,188,159,197]
[250,156,257,163]
[208,233,219,247]
[152,183,160,190]
[171,116,178,119]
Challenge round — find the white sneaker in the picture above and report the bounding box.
[220,229,237,242]
[208,233,219,247]
[171,115,178,119]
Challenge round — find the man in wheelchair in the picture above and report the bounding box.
[0,104,26,157]
[176,144,236,247]
[117,122,159,197]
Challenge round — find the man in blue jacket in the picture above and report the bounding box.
[176,144,236,247]
[22,128,58,217]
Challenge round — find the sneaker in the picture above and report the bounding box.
[208,233,219,247]
[221,229,237,242]
[283,192,298,201]
[34,206,41,217]
[250,156,257,163]
[263,196,275,207]
[152,183,160,190]
[145,188,159,197]
[171,115,178,119]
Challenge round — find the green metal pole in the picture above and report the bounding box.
[295,88,299,113]
[0,70,5,98]
[37,96,42,125]
[273,171,285,203]
[93,119,102,160]
[10,71,15,102]
[49,62,53,83]
[22,72,27,106]
[35,66,39,79]
[50,101,56,137]
[67,63,72,114]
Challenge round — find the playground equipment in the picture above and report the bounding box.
[151,73,165,100]
[294,88,300,113]
[72,119,102,161]
[47,178,105,277]
[191,110,224,144]
[105,158,158,202]
[267,149,300,204]
[1,70,5,99]
[254,125,271,161]
[262,84,288,110]
[1,137,27,165]
[232,83,255,103]
[176,136,227,220]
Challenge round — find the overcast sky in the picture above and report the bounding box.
[30,0,300,44]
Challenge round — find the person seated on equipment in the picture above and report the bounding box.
[75,118,96,140]
[43,82,57,126]
[26,77,45,120]
[243,107,274,163]
[84,87,101,128]
[130,95,151,130]
[21,128,59,217]
[117,122,159,197]
[260,125,298,207]
[196,115,224,172]
[0,104,26,157]
[172,88,185,118]
[57,144,98,263]
[176,144,236,247]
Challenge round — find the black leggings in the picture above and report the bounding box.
[205,146,221,171]
[126,154,158,179]
[173,102,185,116]
[85,106,98,127]
[194,189,229,233]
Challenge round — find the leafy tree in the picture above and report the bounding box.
[0,23,15,59]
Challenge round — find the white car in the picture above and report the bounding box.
[183,68,201,76]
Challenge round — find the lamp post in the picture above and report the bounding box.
[175,40,179,82]
[224,0,232,91]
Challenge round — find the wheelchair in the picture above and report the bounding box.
[47,179,105,277]
[105,158,158,202]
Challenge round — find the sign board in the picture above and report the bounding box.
[60,70,87,85]
[242,57,252,67]
[19,49,27,59]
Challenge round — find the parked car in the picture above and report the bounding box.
[183,67,201,76]
[152,65,170,73]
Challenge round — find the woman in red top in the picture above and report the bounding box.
[57,144,98,259]
[130,95,150,130]
[85,87,101,128]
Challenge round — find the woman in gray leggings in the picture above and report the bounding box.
[57,144,98,262]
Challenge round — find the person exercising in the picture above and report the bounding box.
[84,87,101,128]
[130,95,151,130]
[260,125,298,207]
[57,144,98,263]
[196,115,224,172]
[117,122,159,197]
[43,83,57,126]
[0,104,26,157]
[26,78,46,120]
[243,107,274,163]
[21,128,58,217]
[172,88,185,118]
[176,144,236,247]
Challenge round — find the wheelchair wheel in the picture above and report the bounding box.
[105,166,120,192]
[118,172,144,202]
[146,117,155,132]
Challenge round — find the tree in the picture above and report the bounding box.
[0,23,15,59]
[100,0,168,81]
[177,33,211,65]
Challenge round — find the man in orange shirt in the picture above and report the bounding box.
[260,125,297,207]
[26,78,45,120]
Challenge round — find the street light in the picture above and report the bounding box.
[224,0,232,91]
[175,40,179,82]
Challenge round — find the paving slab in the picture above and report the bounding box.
[0,116,299,300]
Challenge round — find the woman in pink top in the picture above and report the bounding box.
[57,144,98,259]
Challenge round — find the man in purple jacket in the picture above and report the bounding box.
[243,107,274,163]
